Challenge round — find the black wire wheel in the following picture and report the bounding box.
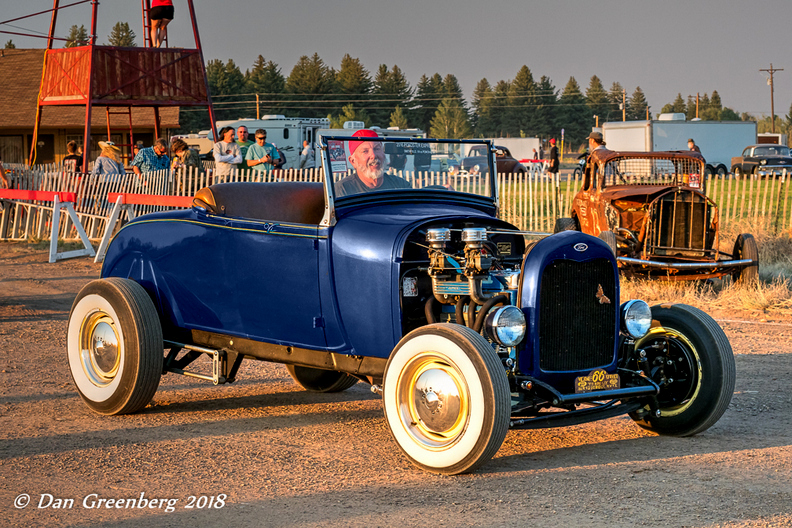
[286,365,358,393]
[629,304,735,437]
[67,278,163,415]
[382,324,509,475]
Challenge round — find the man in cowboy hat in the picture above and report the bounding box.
[335,129,410,197]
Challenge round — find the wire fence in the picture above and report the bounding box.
[1,164,789,244]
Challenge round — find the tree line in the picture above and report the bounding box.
[7,22,791,150]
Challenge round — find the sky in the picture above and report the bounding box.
[2,0,790,122]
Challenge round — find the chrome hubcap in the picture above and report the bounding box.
[397,353,469,448]
[80,312,121,387]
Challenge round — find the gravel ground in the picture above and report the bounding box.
[1,243,790,528]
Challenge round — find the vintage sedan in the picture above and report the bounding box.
[731,144,792,177]
[462,145,527,174]
[68,137,735,475]
[558,150,759,282]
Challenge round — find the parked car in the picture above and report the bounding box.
[557,150,758,282]
[462,145,526,174]
[731,144,792,177]
[67,138,735,475]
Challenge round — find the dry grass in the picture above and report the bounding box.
[621,221,792,315]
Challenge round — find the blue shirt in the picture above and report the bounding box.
[130,147,170,173]
[245,142,280,172]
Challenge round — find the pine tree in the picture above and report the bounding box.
[370,64,412,127]
[206,59,248,120]
[686,95,698,120]
[471,78,495,136]
[4,40,16,49]
[701,90,722,120]
[533,76,557,138]
[490,80,511,137]
[335,54,372,116]
[608,82,625,122]
[413,73,443,133]
[389,106,409,129]
[505,66,536,137]
[585,75,609,126]
[626,86,650,120]
[556,77,588,148]
[429,99,472,139]
[65,25,89,47]
[285,53,335,119]
[661,93,686,114]
[107,22,136,47]
[328,104,370,129]
[246,55,285,115]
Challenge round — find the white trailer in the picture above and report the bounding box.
[602,117,757,175]
[314,123,426,169]
[206,115,330,168]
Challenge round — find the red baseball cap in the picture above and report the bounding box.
[349,129,379,156]
[550,138,556,144]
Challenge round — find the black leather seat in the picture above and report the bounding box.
[192,182,325,224]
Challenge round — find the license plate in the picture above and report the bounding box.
[575,369,620,393]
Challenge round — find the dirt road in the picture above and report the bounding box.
[1,243,791,528]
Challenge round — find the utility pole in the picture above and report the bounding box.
[696,93,699,119]
[622,90,626,121]
[760,63,784,133]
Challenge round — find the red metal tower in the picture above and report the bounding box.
[29,0,218,171]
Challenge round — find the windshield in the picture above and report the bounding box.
[320,136,495,201]
[599,155,705,190]
[755,146,791,157]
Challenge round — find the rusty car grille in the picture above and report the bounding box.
[538,259,616,371]
[648,190,712,255]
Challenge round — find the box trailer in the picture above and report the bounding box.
[602,117,757,175]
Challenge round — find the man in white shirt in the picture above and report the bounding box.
[212,127,243,177]
[300,140,315,169]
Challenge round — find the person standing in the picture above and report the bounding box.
[236,126,254,172]
[245,129,281,174]
[149,0,174,48]
[130,138,171,175]
[213,127,242,177]
[171,139,201,172]
[63,141,83,173]
[91,141,125,176]
[300,140,315,169]
[688,138,701,154]
[548,138,559,177]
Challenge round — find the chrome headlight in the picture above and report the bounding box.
[620,300,652,339]
[484,306,526,347]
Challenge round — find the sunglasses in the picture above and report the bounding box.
[256,136,267,140]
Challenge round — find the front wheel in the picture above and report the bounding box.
[383,324,510,475]
[286,364,358,393]
[67,278,163,415]
[572,167,583,179]
[629,304,735,436]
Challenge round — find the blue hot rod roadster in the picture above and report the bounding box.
[68,134,735,474]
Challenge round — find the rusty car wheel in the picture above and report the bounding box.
[732,233,759,285]
[629,304,735,437]
[286,364,358,393]
[67,278,163,415]
[383,324,509,475]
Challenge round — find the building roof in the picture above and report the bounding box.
[0,48,180,129]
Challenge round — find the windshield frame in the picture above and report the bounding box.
[318,136,497,226]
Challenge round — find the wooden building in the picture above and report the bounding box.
[0,48,181,165]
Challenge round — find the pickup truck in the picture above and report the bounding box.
[731,144,792,177]
[462,145,526,174]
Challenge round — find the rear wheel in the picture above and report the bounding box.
[629,304,735,436]
[733,167,743,178]
[716,165,727,177]
[553,217,578,233]
[732,233,759,284]
[383,324,509,475]
[67,278,163,415]
[286,365,358,393]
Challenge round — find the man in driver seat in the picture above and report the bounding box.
[336,129,411,197]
